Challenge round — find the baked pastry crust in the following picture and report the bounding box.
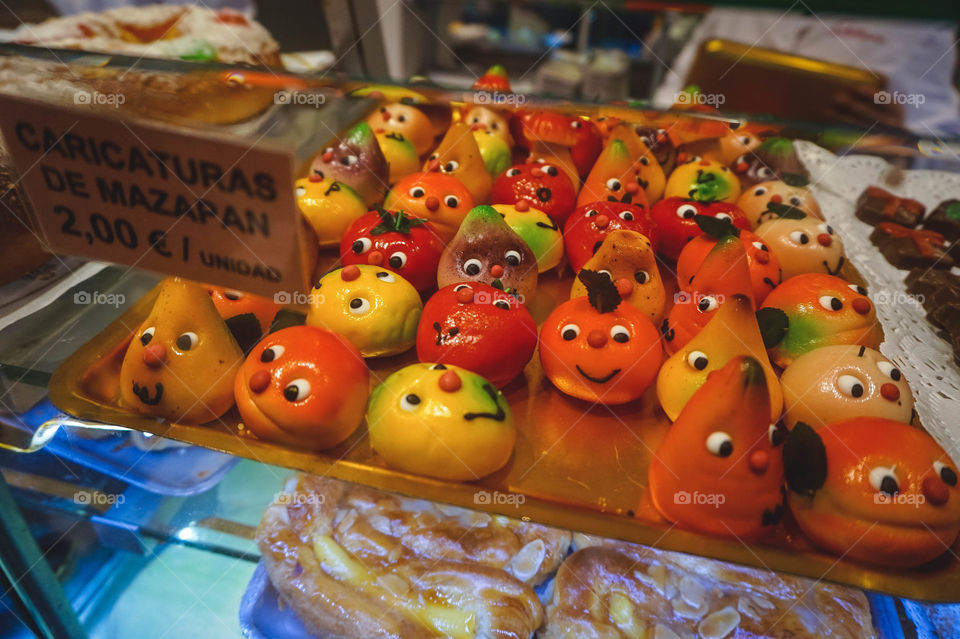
[256,474,572,638]
[540,535,877,639]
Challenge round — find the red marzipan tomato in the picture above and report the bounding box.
[563,201,659,272]
[650,197,749,261]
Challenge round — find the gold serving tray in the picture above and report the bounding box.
[49,258,960,602]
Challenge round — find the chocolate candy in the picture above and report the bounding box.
[856,186,925,228]
[923,199,960,260]
[869,222,953,270]
[905,268,960,312]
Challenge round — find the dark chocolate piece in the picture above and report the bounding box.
[905,268,960,311]
[924,199,960,239]
[870,222,953,270]
[856,186,925,228]
[929,302,960,332]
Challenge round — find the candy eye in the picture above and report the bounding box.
[697,296,719,313]
[819,295,843,311]
[817,223,834,235]
[409,186,425,198]
[400,393,421,411]
[260,345,285,362]
[444,195,460,208]
[430,363,447,370]
[504,250,521,266]
[752,241,768,251]
[619,210,635,221]
[586,209,599,218]
[140,326,155,346]
[605,178,622,191]
[837,374,865,398]
[472,117,480,123]
[442,160,460,173]
[507,168,522,177]
[639,156,650,166]
[876,361,902,381]
[491,122,499,130]
[340,154,358,166]
[561,323,580,340]
[687,350,709,370]
[223,290,243,300]
[598,269,612,280]
[789,231,809,245]
[610,325,630,343]
[869,465,899,496]
[352,237,372,254]
[348,297,371,314]
[493,300,511,310]
[934,461,958,486]
[283,378,311,402]
[790,196,803,206]
[463,258,483,275]
[176,332,198,351]
[454,284,472,292]
[677,204,698,219]
[428,152,439,161]
[715,213,732,221]
[571,120,583,129]
[768,424,785,447]
[706,431,733,457]
[396,114,406,122]
[376,270,396,282]
[542,165,558,176]
[295,185,306,197]
[634,270,648,284]
[757,166,774,179]
[848,284,867,296]
[739,136,752,145]
[388,252,407,269]
[753,186,767,196]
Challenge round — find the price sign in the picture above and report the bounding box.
[0,94,311,298]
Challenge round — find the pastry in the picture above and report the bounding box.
[384,172,475,242]
[658,293,782,422]
[780,345,914,429]
[119,277,243,423]
[204,284,280,354]
[437,205,538,300]
[367,363,516,480]
[870,222,954,270]
[511,111,602,178]
[424,122,492,202]
[784,419,960,567]
[340,208,445,293]
[855,186,925,228]
[526,144,580,194]
[570,230,667,324]
[375,131,421,184]
[576,138,650,207]
[306,265,422,358]
[417,283,537,388]
[366,102,435,155]
[756,214,847,278]
[257,474,571,639]
[462,105,514,145]
[308,122,389,208]
[736,178,823,228]
[540,270,662,405]
[234,326,369,449]
[923,199,960,247]
[493,201,563,273]
[651,356,785,538]
[759,273,882,368]
[492,162,578,226]
[649,196,749,261]
[606,123,666,203]
[633,125,677,175]
[664,158,741,203]
[732,137,806,188]
[562,201,658,272]
[294,175,367,248]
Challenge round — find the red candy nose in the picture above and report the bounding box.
[615,277,633,298]
[595,215,610,229]
[735,162,748,172]
[321,151,334,163]
[427,159,440,172]
[852,297,871,315]
[455,287,474,304]
[438,369,462,392]
[755,250,770,264]
[490,264,504,278]
[381,111,391,121]
[587,330,607,348]
[470,123,483,131]
[341,265,361,281]
[367,250,384,266]
[817,233,832,247]
[308,174,323,183]
[748,449,769,474]
[699,159,710,166]
[880,383,900,401]
[923,476,950,505]
[514,199,530,212]
[142,343,166,369]
[769,194,782,203]
[425,196,440,211]
[248,370,270,394]
[626,181,640,194]
[530,167,544,178]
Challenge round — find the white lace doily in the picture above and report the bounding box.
[795,141,960,457]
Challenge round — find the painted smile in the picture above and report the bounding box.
[132,381,163,405]
[824,256,845,275]
[576,365,621,384]
[536,219,559,231]
[464,383,507,422]
[433,322,459,346]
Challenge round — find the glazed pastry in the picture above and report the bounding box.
[923,199,960,247]
[676,217,783,305]
[308,122,388,208]
[650,196,749,261]
[784,419,960,567]
[472,128,512,177]
[662,234,755,355]
[511,111,602,177]
[569,230,666,324]
[493,201,563,273]
[732,137,806,188]
[540,270,662,405]
[120,278,243,423]
[257,474,569,639]
[234,326,369,449]
[562,201,658,272]
[759,273,882,368]
[375,131,421,184]
[664,159,741,203]
[541,542,877,639]
[755,214,847,279]
[417,283,537,387]
[294,175,367,248]
[384,172,475,241]
[736,178,823,227]
[780,345,914,429]
[870,223,954,270]
[368,363,516,480]
[305,265,422,357]
[366,102,435,155]
[658,293,782,422]
[204,284,280,354]
[437,205,538,300]
[340,208,445,293]
[491,162,578,226]
[576,138,650,208]
[855,186,925,228]
[650,356,785,538]
[424,122,492,202]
